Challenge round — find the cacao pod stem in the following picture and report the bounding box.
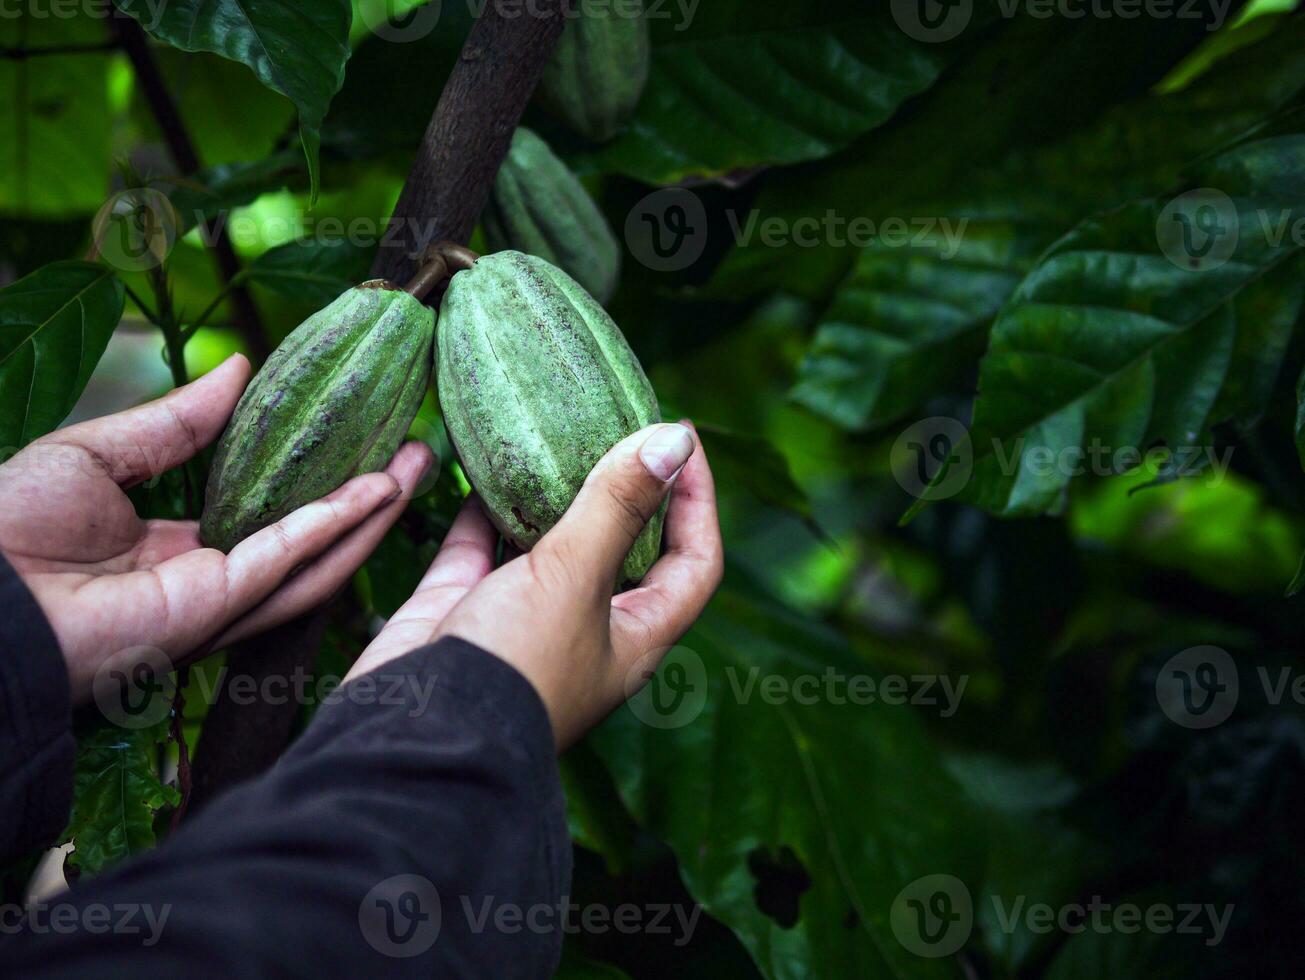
[402,242,482,300]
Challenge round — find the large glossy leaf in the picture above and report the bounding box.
[781,17,1305,429]
[588,575,983,979]
[0,14,114,216]
[112,0,352,200]
[952,119,1305,517]
[244,236,375,305]
[0,261,125,450]
[576,12,949,184]
[63,717,179,876]
[712,13,1298,302]
[790,205,1055,430]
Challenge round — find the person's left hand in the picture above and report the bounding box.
[0,354,434,704]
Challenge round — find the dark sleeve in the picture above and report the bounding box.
[1,638,572,979]
[0,551,76,866]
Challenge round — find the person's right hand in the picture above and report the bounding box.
[346,422,723,748]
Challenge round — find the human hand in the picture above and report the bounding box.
[0,354,434,704]
[346,421,723,749]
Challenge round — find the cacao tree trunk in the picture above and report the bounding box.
[186,0,572,812]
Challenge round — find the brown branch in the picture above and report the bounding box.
[187,612,330,810]
[107,13,270,361]
[372,0,571,281]
[185,0,570,811]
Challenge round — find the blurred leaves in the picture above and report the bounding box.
[0,13,115,216]
[0,261,124,449]
[113,0,353,200]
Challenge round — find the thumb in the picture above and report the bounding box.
[540,422,695,588]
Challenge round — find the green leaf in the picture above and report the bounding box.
[576,12,950,184]
[696,424,813,522]
[960,119,1305,516]
[554,945,633,980]
[711,13,1304,302]
[245,236,375,305]
[588,574,983,979]
[166,151,305,232]
[112,0,352,201]
[0,261,125,450]
[64,717,180,876]
[0,14,114,216]
[774,17,1305,429]
[790,206,1054,429]
[1287,551,1305,597]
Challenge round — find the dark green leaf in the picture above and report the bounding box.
[113,0,352,200]
[245,236,375,305]
[577,12,950,183]
[0,261,125,450]
[64,717,179,876]
[166,151,305,232]
[711,13,1302,302]
[790,206,1054,429]
[588,574,983,979]
[555,945,633,980]
[958,118,1305,516]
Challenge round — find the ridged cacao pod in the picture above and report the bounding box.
[437,251,662,583]
[483,127,621,304]
[200,282,434,552]
[537,0,650,143]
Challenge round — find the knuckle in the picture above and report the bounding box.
[604,480,654,542]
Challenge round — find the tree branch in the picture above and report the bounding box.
[372,0,571,282]
[107,13,270,361]
[187,613,330,810]
[186,0,570,810]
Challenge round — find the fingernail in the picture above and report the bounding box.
[639,424,694,482]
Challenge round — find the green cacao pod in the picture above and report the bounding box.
[200,282,434,552]
[437,251,662,583]
[483,128,621,304]
[538,0,649,143]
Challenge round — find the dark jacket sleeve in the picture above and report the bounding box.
[0,601,571,977]
[0,552,76,866]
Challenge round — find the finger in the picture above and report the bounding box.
[219,469,401,614]
[611,422,723,660]
[345,495,499,682]
[47,354,251,487]
[205,443,435,652]
[537,422,695,591]
[412,494,499,593]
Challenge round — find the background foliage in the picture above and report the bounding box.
[2,0,1303,977]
